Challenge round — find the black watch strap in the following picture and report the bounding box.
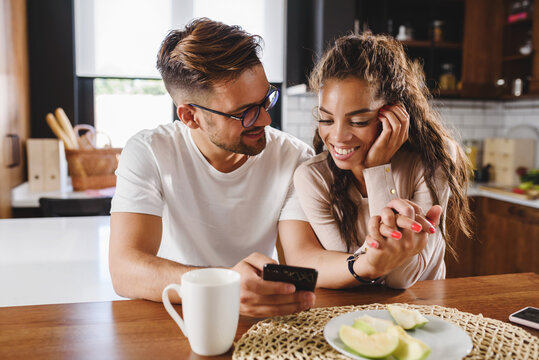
[347,250,381,284]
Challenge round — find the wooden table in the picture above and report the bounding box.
[1,273,537,359]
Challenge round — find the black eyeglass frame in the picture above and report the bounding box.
[189,85,279,128]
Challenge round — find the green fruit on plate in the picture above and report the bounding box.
[387,305,428,330]
[387,325,431,360]
[353,315,394,335]
[339,324,399,359]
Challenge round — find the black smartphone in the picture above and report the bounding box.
[262,263,318,292]
[509,306,539,330]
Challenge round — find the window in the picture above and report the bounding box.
[74,0,285,146]
[93,79,172,147]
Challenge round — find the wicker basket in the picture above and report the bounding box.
[65,148,122,190]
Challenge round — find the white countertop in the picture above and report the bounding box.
[468,184,539,209]
[0,216,126,307]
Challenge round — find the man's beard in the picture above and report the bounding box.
[209,127,267,156]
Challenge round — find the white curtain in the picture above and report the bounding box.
[74,0,285,82]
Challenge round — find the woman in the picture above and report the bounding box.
[288,33,472,289]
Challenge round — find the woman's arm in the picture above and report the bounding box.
[288,161,382,288]
[278,219,380,288]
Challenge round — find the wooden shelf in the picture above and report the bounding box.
[399,40,431,48]
[502,53,533,62]
[434,42,463,49]
[400,40,462,49]
[433,89,461,98]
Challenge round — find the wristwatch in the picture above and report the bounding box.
[347,248,381,284]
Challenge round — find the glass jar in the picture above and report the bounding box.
[439,63,456,91]
[433,20,443,43]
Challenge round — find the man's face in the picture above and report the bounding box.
[196,65,272,156]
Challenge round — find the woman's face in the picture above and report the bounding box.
[317,77,385,174]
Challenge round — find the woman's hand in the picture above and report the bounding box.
[364,104,409,168]
[363,199,442,277]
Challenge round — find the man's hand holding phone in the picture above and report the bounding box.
[262,263,318,292]
[364,103,410,169]
[231,253,316,317]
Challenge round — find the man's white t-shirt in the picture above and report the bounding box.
[111,121,314,267]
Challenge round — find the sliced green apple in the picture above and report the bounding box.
[387,325,431,360]
[339,324,399,359]
[387,305,428,330]
[353,315,394,335]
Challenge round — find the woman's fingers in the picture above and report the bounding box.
[379,107,402,136]
[396,213,434,234]
[380,104,409,141]
[425,205,443,228]
[379,222,402,240]
[385,199,416,219]
[382,200,441,234]
[367,216,385,248]
[380,206,397,229]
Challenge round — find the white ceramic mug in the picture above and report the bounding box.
[162,268,241,356]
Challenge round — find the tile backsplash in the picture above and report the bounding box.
[282,94,539,167]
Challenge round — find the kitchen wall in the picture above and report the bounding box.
[283,95,539,167]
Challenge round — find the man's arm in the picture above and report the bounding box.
[109,212,197,303]
[109,212,315,316]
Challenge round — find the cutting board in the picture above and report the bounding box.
[478,185,537,200]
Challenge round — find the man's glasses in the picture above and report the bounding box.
[189,85,279,128]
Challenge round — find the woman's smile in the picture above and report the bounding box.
[331,144,360,160]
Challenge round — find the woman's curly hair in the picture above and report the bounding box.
[309,33,472,256]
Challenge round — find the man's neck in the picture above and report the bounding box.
[190,129,249,173]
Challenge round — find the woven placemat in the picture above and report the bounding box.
[233,303,539,360]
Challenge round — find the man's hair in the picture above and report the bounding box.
[156,18,263,99]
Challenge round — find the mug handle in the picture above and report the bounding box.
[162,284,188,337]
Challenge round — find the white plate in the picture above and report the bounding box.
[324,309,473,360]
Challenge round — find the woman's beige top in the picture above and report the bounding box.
[293,144,456,289]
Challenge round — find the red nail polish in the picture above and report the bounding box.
[391,231,402,240]
[370,241,379,249]
[411,223,422,232]
[429,226,436,234]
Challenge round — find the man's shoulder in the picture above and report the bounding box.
[128,121,185,145]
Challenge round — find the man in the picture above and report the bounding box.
[109,18,315,317]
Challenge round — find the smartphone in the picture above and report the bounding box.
[508,306,539,330]
[262,264,318,292]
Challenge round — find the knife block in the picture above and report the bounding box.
[27,139,68,192]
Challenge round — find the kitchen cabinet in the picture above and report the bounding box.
[0,0,30,218]
[357,0,465,97]
[287,0,539,99]
[287,0,466,97]
[462,0,539,98]
[445,197,539,277]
